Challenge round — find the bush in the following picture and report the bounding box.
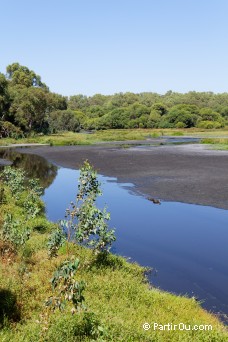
[61,161,116,254]
[0,167,45,252]
[46,259,86,312]
[197,120,222,129]
[175,122,186,128]
[158,120,174,128]
[2,213,30,249]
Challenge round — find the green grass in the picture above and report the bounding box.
[1,237,227,341]
[0,129,205,146]
[0,180,227,341]
[189,129,228,137]
[1,128,228,147]
[201,138,228,150]
[0,129,162,146]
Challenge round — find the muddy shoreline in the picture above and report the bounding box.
[11,142,228,210]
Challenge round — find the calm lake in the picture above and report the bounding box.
[1,148,228,318]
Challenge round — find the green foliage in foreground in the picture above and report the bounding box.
[0,166,227,341]
[0,167,45,251]
[46,259,86,313]
[59,160,115,253]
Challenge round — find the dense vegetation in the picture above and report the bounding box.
[1,63,228,139]
[0,164,227,341]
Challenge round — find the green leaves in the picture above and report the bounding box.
[6,63,47,89]
[10,87,48,132]
[62,160,116,253]
[1,166,44,251]
[2,213,30,248]
[51,259,80,289]
[46,259,86,312]
[48,110,80,133]
[47,228,66,258]
[75,202,116,252]
[1,167,43,219]
[1,167,25,197]
[77,160,102,200]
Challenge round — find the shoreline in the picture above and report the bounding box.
[12,142,228,210]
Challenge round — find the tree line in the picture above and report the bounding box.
[1,63,228,138]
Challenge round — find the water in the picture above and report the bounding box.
[0,148,57,189]
[1,148,228,318]
[42,167,228,316]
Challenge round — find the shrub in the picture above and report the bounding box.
[1,167,25,197]
[61,161,116,254]
[197,120,222,129]
[47,227,66,258]
[175,122,186,128]
[2,213,30,250]
[46,259,86,312]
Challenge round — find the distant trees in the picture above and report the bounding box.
[68,94,89,111]
[164,104,199,128]
[48,110,80,133]
[0,62,228,137]
[46,92,67,112]
[197,108,224,129]
[70,91,228,130]
[10,87,48,132]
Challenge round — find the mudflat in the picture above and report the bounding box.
[19,143,228,209]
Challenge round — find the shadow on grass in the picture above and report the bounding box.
[90,252,125,270]
[0,289,21,328]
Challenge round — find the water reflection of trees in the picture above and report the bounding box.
[0,149,57,190]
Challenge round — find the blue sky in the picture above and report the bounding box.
[1,0,228,96]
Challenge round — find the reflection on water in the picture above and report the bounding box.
[161,136,200,144]
[42,167,228,317]
[0,149,58,190]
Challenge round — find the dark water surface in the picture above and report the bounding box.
[1,148,228,318]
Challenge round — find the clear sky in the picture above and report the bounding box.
[1,0,228,96]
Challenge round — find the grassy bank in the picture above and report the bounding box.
[0,129,172,146]
[201,138,228,150]
[1,128,228,147]
[0,168,227,341]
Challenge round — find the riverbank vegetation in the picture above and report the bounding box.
[0,164,227,341]
[1,63,228,141]
[0,128,174,146]
[201,138,228,150]
[1,128,228,150]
